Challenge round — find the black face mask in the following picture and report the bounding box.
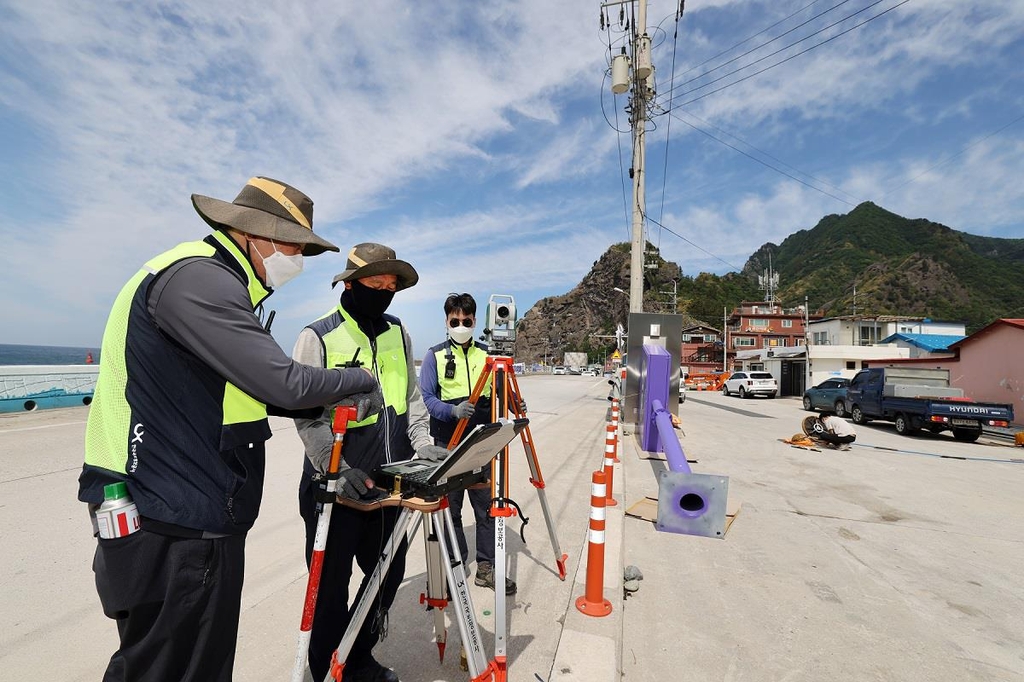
[347,280,395,320]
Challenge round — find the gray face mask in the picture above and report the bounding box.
[258,240,304,289]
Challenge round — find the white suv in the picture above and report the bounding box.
[552,366,567,375]
[722,371,778,399]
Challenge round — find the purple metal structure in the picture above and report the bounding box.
[651,399,691,474]
[639,345,671,452]
[641,381,731,539]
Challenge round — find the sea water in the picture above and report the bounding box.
[0,344,100,366]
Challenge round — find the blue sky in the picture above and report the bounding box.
[2,1,1022,359]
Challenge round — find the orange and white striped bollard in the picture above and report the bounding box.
[575,470,612,617]
[605,422,620,466]
[602,433,618,507]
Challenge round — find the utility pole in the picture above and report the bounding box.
[722,306,728,373]
[604,0,652,314]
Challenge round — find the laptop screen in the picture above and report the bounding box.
[432,418,527,482]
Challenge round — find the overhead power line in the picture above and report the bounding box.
[642,212,746,273]
[660,0,912,109]
[664,0,830,87]
[667,109,861,206]
[660,0,856,96]
[657,4,685,250]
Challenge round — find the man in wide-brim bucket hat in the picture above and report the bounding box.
[331,242,419,290]
[192,176,339,255]
[79,175,380,682]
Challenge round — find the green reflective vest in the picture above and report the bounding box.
[80,231,272,533]
[304,302,412,470]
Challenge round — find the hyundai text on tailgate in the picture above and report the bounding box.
[843,366,1014,442]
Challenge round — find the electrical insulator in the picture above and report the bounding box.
[636,35,652,79]
[611,54,630,95]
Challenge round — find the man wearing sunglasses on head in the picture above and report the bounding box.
[418,292,517,595]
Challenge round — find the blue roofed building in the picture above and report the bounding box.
[877,332,966,358]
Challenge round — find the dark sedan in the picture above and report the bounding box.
[802,377,850,416]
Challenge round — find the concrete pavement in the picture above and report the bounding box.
[619,390,1024,682]
[2,378,1023,680]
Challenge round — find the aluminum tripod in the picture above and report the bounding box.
[447,355,568,681]
[319,495,493,682]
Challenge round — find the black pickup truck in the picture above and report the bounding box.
[843,367,1014,442]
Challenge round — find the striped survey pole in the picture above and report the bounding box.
[575,470,612,617]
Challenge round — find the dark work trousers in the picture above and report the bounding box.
[299,490,409,682]
[448,486,495,566]
[92,529,246,682]
[818,433,856,446]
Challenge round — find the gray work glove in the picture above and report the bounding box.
[337,467,382,500]
[338,384,384,422]
[452,400,475,420]
[516,398,527,414]
[415,444,449,462]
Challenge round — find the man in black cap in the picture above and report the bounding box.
[80,177,381,681]
[293,243,447,682]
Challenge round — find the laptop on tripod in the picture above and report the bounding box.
[374,417,529,500]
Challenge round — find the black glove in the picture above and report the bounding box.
[453,400,475,420]
[337,467,380,500]
[338,384,384,422]
[416,444,449,462]
[516,398,527,414]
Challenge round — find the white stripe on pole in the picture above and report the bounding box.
[592,482,606,497]
[589,529,606,544]
[590,506,606,522]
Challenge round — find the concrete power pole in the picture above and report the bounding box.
[722,306,728,373]
[605,0,652,314]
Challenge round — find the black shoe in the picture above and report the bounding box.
[474,562,517,595]
[345,656,400,682]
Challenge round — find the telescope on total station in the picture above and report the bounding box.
[483,294,517,355]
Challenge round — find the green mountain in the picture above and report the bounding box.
[744,202,1024,331]
[513,202,1023,364]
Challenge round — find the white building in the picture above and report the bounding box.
[807,315,965,347]
[729,316,968,396]
[804,316,963,387]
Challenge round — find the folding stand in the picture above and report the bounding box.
[319,495,493,682]
[447,355,568,680]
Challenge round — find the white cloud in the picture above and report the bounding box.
[0,0,1022,354]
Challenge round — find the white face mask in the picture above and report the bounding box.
[448,324,474,345]
[259,240,303,289]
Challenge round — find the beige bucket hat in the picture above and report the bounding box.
[191,176,339,256]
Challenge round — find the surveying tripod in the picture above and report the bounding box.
[294,356,566,681]
[299,492,490,682]
[447,354,569,678]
